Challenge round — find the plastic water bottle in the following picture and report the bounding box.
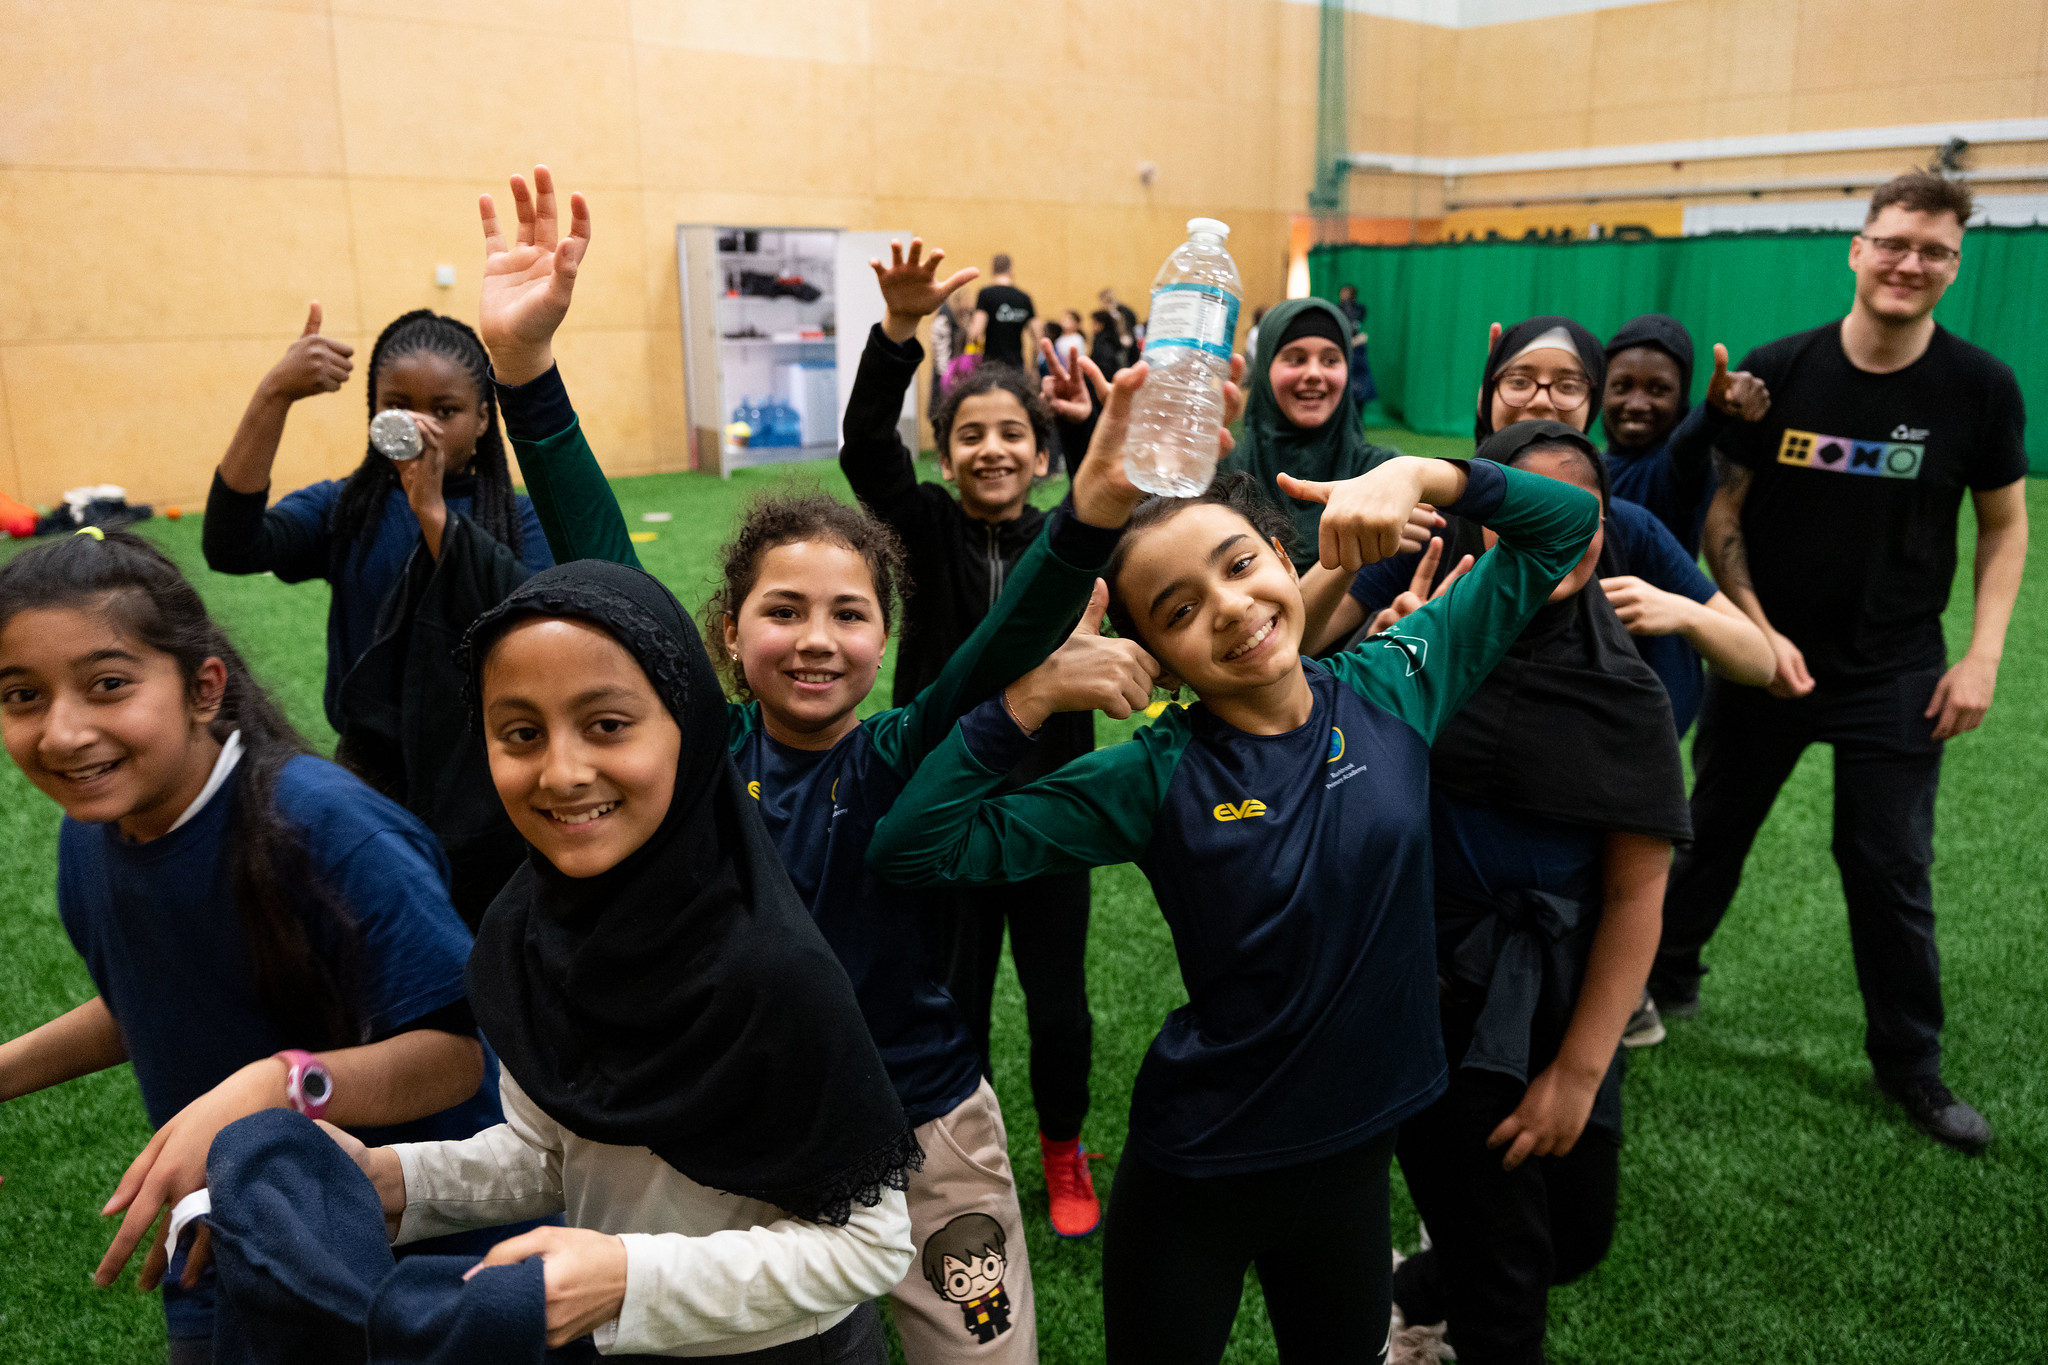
[1124,218,1242,496]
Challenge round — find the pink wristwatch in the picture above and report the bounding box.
[274,1049,334,1121]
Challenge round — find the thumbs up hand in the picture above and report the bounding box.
[1279,456,1461,572]
[1704,342,1770,421]
[260,300,355,402]
[1001,578,1162,730]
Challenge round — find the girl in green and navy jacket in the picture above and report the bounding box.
[866,379,1601,1365]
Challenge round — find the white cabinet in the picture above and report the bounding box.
[676,225,916,477]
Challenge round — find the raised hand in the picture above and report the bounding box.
[261,302,354,402]
[1703,343,1769,421]
[478,165,591,386]
[1069,359,1148,528]
[1366,535,1473,635]
[1004,579,1160,728]
[872,238,978,344]
[1039,337,1092,423]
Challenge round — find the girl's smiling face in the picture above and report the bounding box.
[482,617,681,879]
[1488,347,1593,433]
[1268,337,1348,429]
[375,351,487,472]
[1115,503,1305,701]
[943,390,1047,520]
[0,600,224,841]
[723,538,888,749]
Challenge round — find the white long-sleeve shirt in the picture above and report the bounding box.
[389,1071,912,1357]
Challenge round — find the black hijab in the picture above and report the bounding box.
[1475,316,1608,444]
[1602,313,1696,452]
[458,561,919,1225]
[1426,421,1691,843]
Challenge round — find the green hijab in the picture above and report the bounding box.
[1222,296,1400,569]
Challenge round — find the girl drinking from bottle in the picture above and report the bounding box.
[203,303,557,925]
[0,531,505,1365]
[865,365,1601,1365]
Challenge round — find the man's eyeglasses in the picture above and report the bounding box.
[1858,234,1960,267]
[1496,372,1590,408]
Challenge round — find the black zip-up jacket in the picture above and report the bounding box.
[840,325,1094,781]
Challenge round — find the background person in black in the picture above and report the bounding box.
[841,238,1106,1238]
[971,254,1038,370]
[1651,172,2029,1153]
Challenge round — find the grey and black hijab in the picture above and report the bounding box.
[458,560,919,1225]
[1474,315,1609,444]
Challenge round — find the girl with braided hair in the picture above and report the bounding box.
[205,306,555,922]
[203,304,551,733]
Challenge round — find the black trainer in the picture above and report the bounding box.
[1875,1072,1992,1154]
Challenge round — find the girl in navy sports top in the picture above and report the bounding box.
[0,531,502,1364]
[866,369,1602,1364]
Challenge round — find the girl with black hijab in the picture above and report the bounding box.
[324,559,920,1360]
[1219,296,1404,569]
[1341,422,1692,1365]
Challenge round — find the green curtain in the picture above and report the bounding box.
[1310,227,2048,473]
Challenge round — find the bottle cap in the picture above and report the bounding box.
[369,409,424,461]
[1186,217,1231,239]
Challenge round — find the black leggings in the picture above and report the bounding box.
[931,872,1094,1141]
[1101,1131,1397,1365]
[1394,1059,1620,1365]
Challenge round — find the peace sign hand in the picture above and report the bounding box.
[1002,578,1161,729]
[1365,535,1473,634]
[1703,343,1770,421]
[872,238,978,343]
[479,164,592,386]
[1039,337,1094,423]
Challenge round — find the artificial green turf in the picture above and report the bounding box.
[3,432,2045,1362]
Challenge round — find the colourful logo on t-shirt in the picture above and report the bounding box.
[1327,727,1345,763]
[1213,799,1268,822]
[1776,428,1925,480]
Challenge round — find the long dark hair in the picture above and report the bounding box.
[702,491,909,702]
[0,532,363,1047]
[329,310,522,575]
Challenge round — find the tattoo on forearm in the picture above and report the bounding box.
[1707,452,1754,593]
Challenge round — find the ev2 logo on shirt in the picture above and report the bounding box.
[1213,799,1268,822]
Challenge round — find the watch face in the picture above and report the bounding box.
[302,1068,333,1106]
[370,409,423,461]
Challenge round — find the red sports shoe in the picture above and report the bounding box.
[1039,1134,1104,1238]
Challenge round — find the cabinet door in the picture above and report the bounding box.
[675,225,724,473]
[834,231,916,451]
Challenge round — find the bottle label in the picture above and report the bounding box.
[1143,284,1240,359]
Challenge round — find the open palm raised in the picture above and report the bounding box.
[479,164,591,386]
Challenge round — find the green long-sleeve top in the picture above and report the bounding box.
[867,460,1600,1176]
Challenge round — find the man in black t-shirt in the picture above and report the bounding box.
[1650,172,2029,1153]
[972,255,1037,370]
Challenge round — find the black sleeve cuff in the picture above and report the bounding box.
[370,996,478,1045]
[958,695,1040,772]
[867,322,925,367]
[1437,458,1506,522]
[494,364,577,443]
[1046,504,1125,570]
